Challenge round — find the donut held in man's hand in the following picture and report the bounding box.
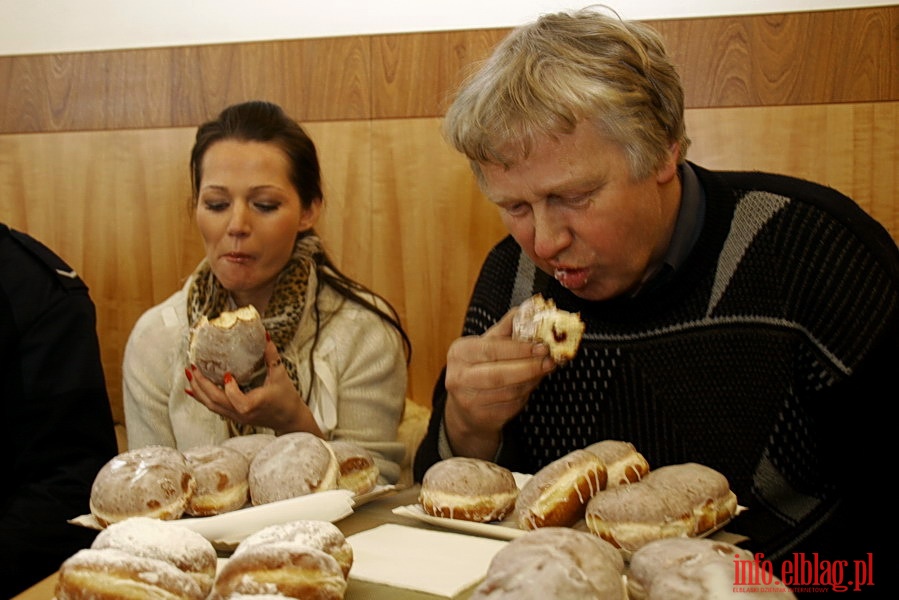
[419,457,519,523]
[516,449,607,530]
[89,446,197,526]
[512,294,585,363]
[188,304,266,386]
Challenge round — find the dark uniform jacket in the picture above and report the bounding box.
[0,223,118,597]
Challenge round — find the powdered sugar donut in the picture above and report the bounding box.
[220,433,276,462]
[188,304,267,386]
[55,548,205,600]
[234,519,353,579]
[329,440,380,496]
[248,432,339,505]
[419,457,519,523]
[471,527,626,599]
[183,444,250,516]
[212,543,346,600]
[89,446,196,526]
[90,516,217,596]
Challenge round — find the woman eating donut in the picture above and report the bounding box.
[122,100,411,483]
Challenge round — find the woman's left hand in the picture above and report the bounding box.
[187,339,324,437]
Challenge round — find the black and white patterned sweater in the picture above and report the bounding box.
[414,163,899,563]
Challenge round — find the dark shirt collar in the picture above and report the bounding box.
[632,162,706,296]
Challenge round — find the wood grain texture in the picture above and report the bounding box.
[0,7,894,134]
[1,8,896,424]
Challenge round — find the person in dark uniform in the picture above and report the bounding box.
[0,223,118,597]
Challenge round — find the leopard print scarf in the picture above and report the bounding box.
[187,233,323,435]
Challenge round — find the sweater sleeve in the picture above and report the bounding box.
[122,294,184,449]
[319,302,407,484]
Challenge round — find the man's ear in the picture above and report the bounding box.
[656,141,680,184]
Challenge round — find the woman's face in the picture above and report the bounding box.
[195,140,320,311]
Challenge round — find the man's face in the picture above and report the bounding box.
[480,122,681,301]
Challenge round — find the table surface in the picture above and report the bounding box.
[13,485,474,600]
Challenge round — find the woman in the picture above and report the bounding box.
[123,100,411,482]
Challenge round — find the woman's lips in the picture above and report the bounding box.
[223,252,254,264]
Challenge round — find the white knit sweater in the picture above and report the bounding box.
[122,273,407,483]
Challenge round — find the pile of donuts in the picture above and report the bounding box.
[419,440,739,556]
[55,516,354,599]
[89,432,380,526]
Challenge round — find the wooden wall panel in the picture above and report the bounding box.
[1,7,896,427]
[0,7,895,133]
[685,102,899,238]
[652,7,898,107]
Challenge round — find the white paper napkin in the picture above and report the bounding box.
[69,489,356,548]
[347,523,507,598]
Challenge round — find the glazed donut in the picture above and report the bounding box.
[419,457,519,523]
[248,432,339,506]
[329,440,380,496]
[583,440,650,487]
[212,542,347,600]
[471,527,626,599]
[233,519,353,579]
[89,446,196,526]
[628,538,796,599]
[512,294,585,364]
[220,433,277,462]
[55,548,206,600]
[188,304,267,386]
[640,463,738,534]
[183,444,250,516]
[584,462,738,556]
[90,516,217,596]
[585,484,698,555]
[516,449,607,530]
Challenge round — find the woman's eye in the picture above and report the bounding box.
[202,199,229,212]
[254,202,279,213]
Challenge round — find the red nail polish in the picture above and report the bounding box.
[185,368,193,382]
[265,331,271,342]
[223,372,233,385]
[184,388,195,397]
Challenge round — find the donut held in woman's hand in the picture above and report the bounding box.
[188,304,266,386]
[512,294,585,363]
[248,432,339,505]
[89,446,196,526]
[516,449,607,529]
[419,457,519,523]
[183,444,250,516]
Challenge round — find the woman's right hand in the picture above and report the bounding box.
[442,309,554,459]
[187,339,324,437]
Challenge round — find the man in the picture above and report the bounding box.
[1,223,118,596]
[414,7,897,584]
